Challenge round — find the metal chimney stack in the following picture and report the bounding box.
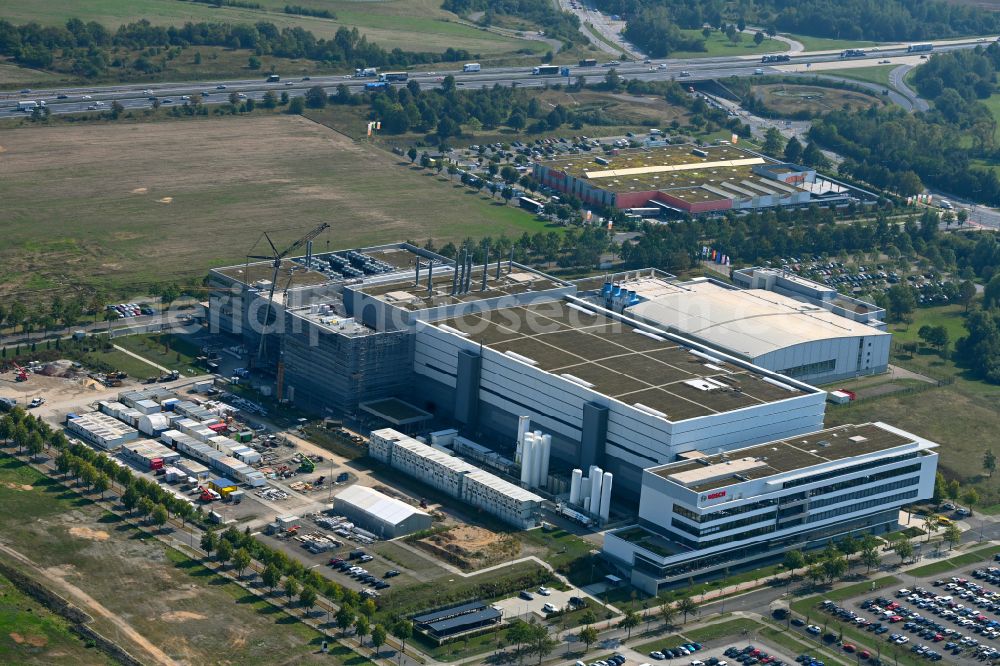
[495,247,502,281]
[427,259,434,295]
[509,246,515,273]
[414,260,421,287]
[305,240,313,269]
[464,252,473,293]
[481,242,490,291]
[451,254,460,295]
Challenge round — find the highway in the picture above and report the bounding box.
[2,36,995,118]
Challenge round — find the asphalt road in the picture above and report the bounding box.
[2,37,993,118]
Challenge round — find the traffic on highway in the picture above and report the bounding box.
[1,36,995,118]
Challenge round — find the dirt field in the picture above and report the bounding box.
[756,83,885,115]
[416,525,520,570]
[0,114,553,298]
[0,455,333,665]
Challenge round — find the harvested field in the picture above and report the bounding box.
[0,114,554,297]
[0,455,332,665]
[416,524,520,571]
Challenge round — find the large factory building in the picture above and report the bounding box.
[531,144,854,214]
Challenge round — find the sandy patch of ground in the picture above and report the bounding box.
[160,610,206,622]
[2,482,33,491]
[9,632,48,647]
[417,524,520,570]
[155,197,173,204]
[131,187,147,194]
[68,527,109,541]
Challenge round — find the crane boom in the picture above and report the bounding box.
[253,223,330,362]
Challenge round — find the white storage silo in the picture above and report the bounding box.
[583,496,591,512]
[520,435,534,486]
[515,415,531,463]
[569,468,583,505]
[598,472,613,522]
[589,466,603,516]
[531,435,544,488]
[538,434,552,488]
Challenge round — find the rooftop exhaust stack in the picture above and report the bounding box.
[426,259,434,295]
[481,242,490,291]
[495,247,502,281]
[451,255,460,295]
[305,240,313,269]
[464,252,473,293]
[415,260,421,287]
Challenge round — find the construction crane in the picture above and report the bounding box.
[246,222,330,362]
[12,362,28,382]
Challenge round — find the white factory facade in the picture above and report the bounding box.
[603,422,939,594]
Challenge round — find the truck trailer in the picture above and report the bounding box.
[462,63,481,72]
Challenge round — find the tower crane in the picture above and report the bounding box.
[246,222,330,362]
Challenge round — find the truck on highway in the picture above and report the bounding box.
[907,43,934,53]
[532,64,560,75]
[761,54,790,63]
[379,71,408,82]
[365,81,389,91]
[355,67,378,78]
[266,73,280,82]
[463,62,481,72]
[578,58,597,67]
[16,100,43,111]
[840,49,866,58]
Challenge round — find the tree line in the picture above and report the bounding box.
[0,18,474,78]
[587,0,1000,57]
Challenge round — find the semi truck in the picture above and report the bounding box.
[463,63,481,72]
[840,49,866,58]
[578,58,597,67]
[532,65,560,75]
[378,71,408,82]
[907,43,934,53]
[16,100,43,112]
[266,74,280,82]
[355,67,378,77]
[761,54,790,63]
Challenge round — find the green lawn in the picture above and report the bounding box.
[113,332,201,374]
[785,34,881,53]
[0,0,538,56]
[79,347,166,378]
[889,304,969,348]
[671,29,789,59]
[685,617,765,643]
[904,545,1000,577]
[0,61,61,86]
[0,569,111,665]
[819,65,896,88]
[759,623,849,666]
[790,576,901,616]
[980,93,1000,141]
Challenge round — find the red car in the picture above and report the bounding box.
[860,650,872,660]
[890,615,903,622]
[843,644,857,653]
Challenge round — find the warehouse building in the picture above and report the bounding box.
[120,440,181,470]
[594,272,890,384]
[603,422,939,594]
[531,144,851,214]
[333,485,432,538]
[66,413,139,450]
[369,428,543,529]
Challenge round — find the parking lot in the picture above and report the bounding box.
[796,560,1000,665]
[495,585,576,620]
[632,640,798,666]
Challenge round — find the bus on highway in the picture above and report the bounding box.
[518,196,544,213]
[907,44,934,53]
[463,63,481,72]
[532,65,560,75]
[379,71,408,82]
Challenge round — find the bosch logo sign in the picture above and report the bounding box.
[701,491,726,501]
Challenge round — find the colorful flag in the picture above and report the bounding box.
[731,133,739,144]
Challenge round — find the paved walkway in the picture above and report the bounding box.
[111,344,172,374]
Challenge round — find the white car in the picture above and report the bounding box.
[82,94,92,100]
[537,586,552,596]
[542,602,557,613]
